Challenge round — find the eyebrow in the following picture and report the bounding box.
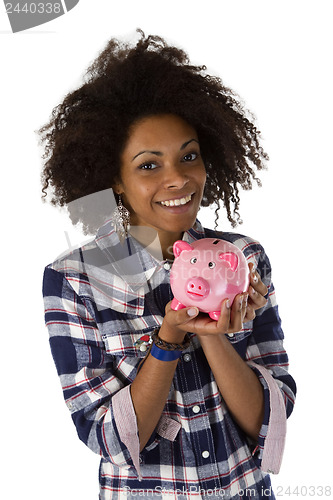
[131,139,199,162]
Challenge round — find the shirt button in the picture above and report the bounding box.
[139,344,148,352]
[202,450,210,459]
[163,262,171,270]
[183,353,191,362]
[192,405,200,414]
[227,333,235,338]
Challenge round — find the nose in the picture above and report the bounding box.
[163,163,189,190]
[186,277,210,300]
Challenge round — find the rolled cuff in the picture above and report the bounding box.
[113,385,142,480]
[247,361,287,474]
[113,385,182,481]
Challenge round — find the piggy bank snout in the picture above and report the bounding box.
[186,277,210,301]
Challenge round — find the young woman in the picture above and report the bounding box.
[41,31,296,499]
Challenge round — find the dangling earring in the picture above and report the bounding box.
[111,194,131,243]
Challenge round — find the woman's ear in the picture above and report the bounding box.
[112,180,124,196]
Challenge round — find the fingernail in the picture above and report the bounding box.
[244,293,248,306]
[225,299,231,309]
[187,307,198,317]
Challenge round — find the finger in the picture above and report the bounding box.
[216,298,231,333]
[243,303,256,322]
[249,264,269,297]
[248,285,268,309]
[229,294,244,333]
[242,293,249,321]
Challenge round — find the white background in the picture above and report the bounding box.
[1,1,332,498]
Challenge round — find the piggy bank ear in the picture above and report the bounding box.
[218,252,238,272]
[173,240,193,258]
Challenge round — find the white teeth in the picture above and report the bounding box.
[160,194,192,207]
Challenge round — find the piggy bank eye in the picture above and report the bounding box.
[190,257,197,264]
[208,261,216,269]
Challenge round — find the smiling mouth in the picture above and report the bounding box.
[159,194,192,207]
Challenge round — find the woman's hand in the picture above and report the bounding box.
[161,295,246,338]
[159,303,201,344]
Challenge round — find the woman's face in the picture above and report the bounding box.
[115,114,207,241]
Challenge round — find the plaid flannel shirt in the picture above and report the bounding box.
[43,219,296,499]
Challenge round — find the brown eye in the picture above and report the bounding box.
[139,161,158,170]
[183,152,198,162]
[208,261,216,269]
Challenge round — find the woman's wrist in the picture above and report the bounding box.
[152,330,190,350]
[149,329,191,362]
[158,323,187,344]
[150,343,183,361]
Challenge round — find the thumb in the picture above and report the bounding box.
[185,306,199,320]
[161,304,200,340]
[165,302,199,326]
[173,306,200,326]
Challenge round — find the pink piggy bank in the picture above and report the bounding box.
[170,238,250,320]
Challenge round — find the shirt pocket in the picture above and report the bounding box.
[101,326,156,359]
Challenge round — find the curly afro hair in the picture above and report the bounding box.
[39,29,268,234]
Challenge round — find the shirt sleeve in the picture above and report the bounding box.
[245,244,297,474]
[42,265,143,478]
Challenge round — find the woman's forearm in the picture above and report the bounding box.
[198,333,264,441]
[130,318,189,451]
[130,353,179,451]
